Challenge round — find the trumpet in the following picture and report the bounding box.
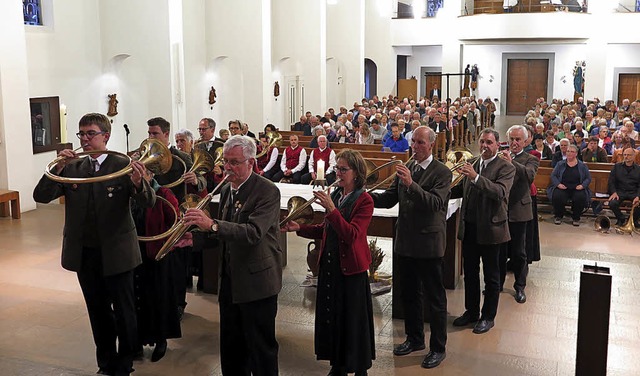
[279,179,341,227]
[155,174,229,261]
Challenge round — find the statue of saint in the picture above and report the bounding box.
[107,94,118,117]
[209,86,217,105]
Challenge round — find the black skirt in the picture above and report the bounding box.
[314,230,375,372]
[526,196,541,263]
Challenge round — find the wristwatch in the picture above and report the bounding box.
[210,220,218,233]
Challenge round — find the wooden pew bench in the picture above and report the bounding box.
[0,189,21,219]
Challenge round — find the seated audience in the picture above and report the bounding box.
[596,126,613,154]
[544,130,559,152]
[551,138,571,167]
[370,119,387,141]
[533,134,553,160]
[547,145,592,226]
[572,132,587,152]
[309,125,325,148]
[356,123,375,144]
[336,125,354,143]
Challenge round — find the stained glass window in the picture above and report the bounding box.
[427,0,444,17]
[23,0,42,26]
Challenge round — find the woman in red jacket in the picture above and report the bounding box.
[282,149,375,376]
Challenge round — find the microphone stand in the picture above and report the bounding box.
[123,124,130,153]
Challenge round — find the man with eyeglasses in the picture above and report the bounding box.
[34,113,155,376]
[148,116,206,320]
[196,118,223,152]
[228,120,243,136]
[182,135,283,375]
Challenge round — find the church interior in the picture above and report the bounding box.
[1,0,640,375]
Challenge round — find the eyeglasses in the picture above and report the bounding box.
[229,127,240,130]
[76,131,106,139]
[197,127,211,131]
[335,167,352,174]
[223,158,248,167]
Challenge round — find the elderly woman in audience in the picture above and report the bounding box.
[596,126,613,154]
[547,144,592,226]
[611,136,640,164]
[336,125,354,143]
[533,134,553,160]
[310,125,326,148]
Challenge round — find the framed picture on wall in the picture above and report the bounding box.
[30,96,61,154]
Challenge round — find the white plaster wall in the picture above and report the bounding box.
[98,0,173,149]
[182,1,208,135]
[0,0,37,211]
[365,0,396,98]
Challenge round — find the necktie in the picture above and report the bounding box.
[90,159,99,172]
[412,164,420,175]
[478,161,484,175]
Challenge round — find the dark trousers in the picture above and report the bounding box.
[396,255,447,353]
[462,222,501,321]
[171,246,189,309]
[552,189,587,220]
[609,193,639,223]
[219,273,279,376]
[262,168,278,182]
[77,247,136,375]
[499,221,528,291]
[271,170,302,184]
[301,171,337,186]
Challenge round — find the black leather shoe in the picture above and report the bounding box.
[151,340,167,362]
[393,340,426,356]
[96,368,113,376]
[327,366,347,376]
[472,319,495,334]
[515,289,527,304]
[421,351,446,369]
[452,312,479,327]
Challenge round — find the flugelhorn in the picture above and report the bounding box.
[44,138,172,184]
[155,174,229,261]
[162,148,215,189]
[279,179,341,227]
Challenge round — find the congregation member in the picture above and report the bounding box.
[383,123,409,152]
[301,135,337,185]
[499,125,539,304]
[451,128,515,334]
[369,118,387,141]
[551,138,570,167]
[547,145,592,226]
[532,134,553,160]
[283,149,375,376]
[608,147,640,226]
[271,134,307,184]
[581,136,608,162]
[572,132,587,152]
[228,120,243,136]
[370,126,451,369]
[34,113,155,376]
[183,135,283,375]
[356,123,375,144]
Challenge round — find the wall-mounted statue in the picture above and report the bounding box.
[470,64,479,91]
[274,81,280,100]
[209,86,217,109]
[107,94,118,117]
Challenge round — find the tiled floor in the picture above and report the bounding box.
[1,117,639,375]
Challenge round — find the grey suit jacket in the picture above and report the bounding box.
[215,173,283,304]
[508,152,539,222]
[453,156,515,245]
[33,154,155,276]
[371,159,452,259]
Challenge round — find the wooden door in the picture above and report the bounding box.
[618,74,640,104]
[426,74,442,101]
[398,79,417,101]
[506,59,548,115]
